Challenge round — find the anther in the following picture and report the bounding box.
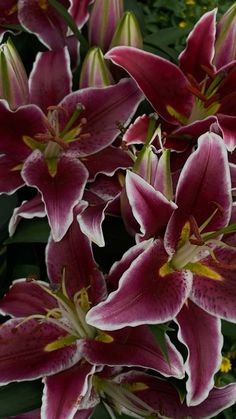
[200,64,216,80]
[211,201,224,215]
[189,215,205,245]
[47,105,69,118]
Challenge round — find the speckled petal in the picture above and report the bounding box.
[22,150,89,241]
[0,318,80,384]
[86,239,192,330]
[41,362,95,419]
[176,301,223,406]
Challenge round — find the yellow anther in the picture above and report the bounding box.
[95,331,114,343]
[38,0,48,11]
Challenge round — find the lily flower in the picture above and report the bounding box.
[87,131,233,326]
[105,7,236,151]
[0,220,184,418]
[17,0,91,49]
[86,132,236,404]
[103,369,236,419]
[0,47,143,241]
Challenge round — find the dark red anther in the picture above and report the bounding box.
[186,83,207,102]
[189,215,204,243]
[204,93,220,108]
[211,201,224,215]
[200,64,216,80]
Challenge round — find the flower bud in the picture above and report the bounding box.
[0,38,29,109]
[109,11,143,49]
[214,3,236,69]
[88,0,123,52]
[79,47,114,88]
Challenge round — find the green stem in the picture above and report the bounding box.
[48,0,89,54]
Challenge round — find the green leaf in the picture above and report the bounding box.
[0,380,43,418]
[48,0,89,54]
[144,26,190,46]
[12,263,40,279]
[5,218,50,244]
[149,324,171,364]
[222,320,236,338]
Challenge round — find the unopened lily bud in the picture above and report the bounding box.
[214,3,236,69]
[79,47,114,88]
[88,0,123,52]
[0,38,29,109]
[109,11,143,49]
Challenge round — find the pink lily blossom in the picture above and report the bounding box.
[86,132,236,404]
[0,47,143,241]
[0,220,184,418]
[105,8,236,151]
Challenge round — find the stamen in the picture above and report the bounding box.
[77,133,91,140]
[47,105,69,118]
[189,215,205,245]
[186,73,201,89]
[186,84,207,102]
[60,103,85,138]
[42,116,56,136]
[204,93,220,108]
[200,64,216,80]
[116,121,126,135]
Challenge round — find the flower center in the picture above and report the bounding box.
[186,67,225,123]
[23,104,90,175]
[160,205,236,277]
[93,376,155,418]
[166,66,228,125]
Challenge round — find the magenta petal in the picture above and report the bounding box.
[0,318,80,384]
[165,132,231,254]
[123,114,150,145]
[0,156,24,194]
[86,240,192,330]
[22,150,88,241]
[18,0,69,49]
[46,213,106,304]
[0,1,19,42]
[69,0,93,28]
[121,371,236,419]
[9,194,45,237]
[107,240,152,289]
[191,246,236,322]
[0,101,46,160]
[106,46,194,124]
[176,301,223,406]
[217,114,236,151]
[126,171,177,240]
[179,10,216,82]
[79,325,184,379]
[77,195,108,247]
[29,48,72,113]
[41,362,95,419]
[59,78,143,156]
[82,146,132,181]
[165,115,217,151]
[0,279,56,318]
